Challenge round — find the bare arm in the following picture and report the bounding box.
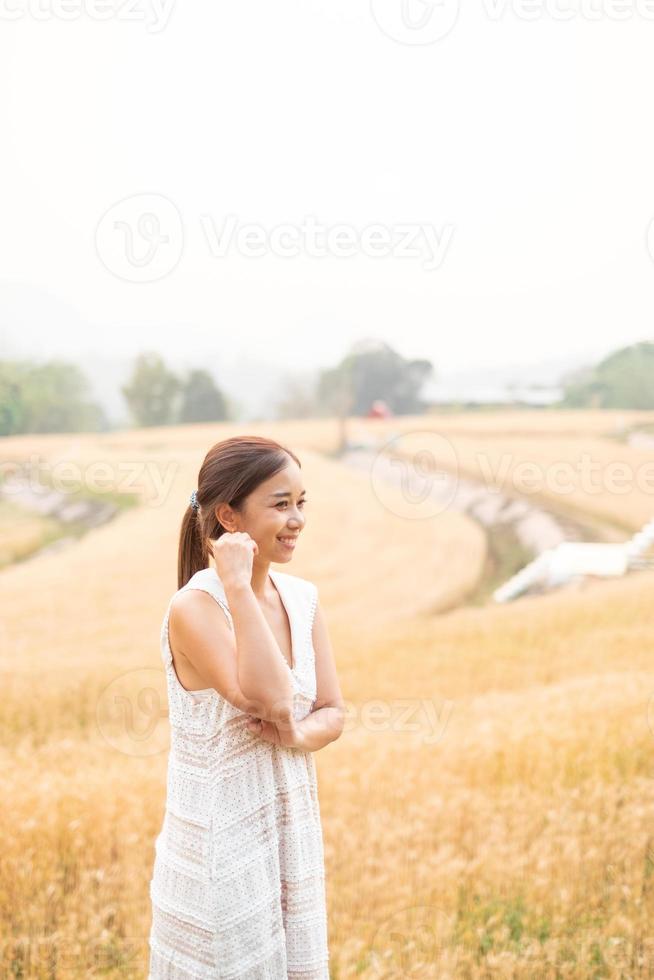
[169,583,295,724]
[225,580,295,721]
[294,599,345,752]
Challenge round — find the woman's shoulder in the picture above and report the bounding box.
[168,568,228,613]
[167,567,232,627]
[172,566,221,599]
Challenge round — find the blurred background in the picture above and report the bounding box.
[3,2,654,977]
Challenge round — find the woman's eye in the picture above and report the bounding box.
[277,499,307,509]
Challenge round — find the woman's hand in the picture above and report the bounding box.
[245,713,305,750]
[213,531,258,591]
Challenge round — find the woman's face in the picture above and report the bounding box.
[223,460,307,563]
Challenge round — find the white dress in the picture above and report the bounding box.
[148,566,330,979]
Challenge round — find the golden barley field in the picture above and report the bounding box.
[2,411,654,978]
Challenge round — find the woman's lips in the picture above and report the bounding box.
[277,536,297,550]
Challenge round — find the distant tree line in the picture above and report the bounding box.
[0,352,233,436]
[4,337,651,435]
[0,340,436,435]
[121,352,230,428]
[0,359,108,436]
[560,341,654,409]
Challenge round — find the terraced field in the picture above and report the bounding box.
[2,411,654,977]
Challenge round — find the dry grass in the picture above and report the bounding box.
[324,568,654,977]
[1,414,653,977]
[0,500,61,567]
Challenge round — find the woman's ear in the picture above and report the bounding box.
[214,503,232,531]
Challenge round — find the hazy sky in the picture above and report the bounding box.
[1,1,654,379]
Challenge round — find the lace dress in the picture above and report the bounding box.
[148,566,330,979]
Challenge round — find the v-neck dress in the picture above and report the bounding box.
[147,566,330,979]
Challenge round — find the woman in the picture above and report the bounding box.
[148,435,345,979]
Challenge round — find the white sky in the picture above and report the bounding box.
[1,0,654,379]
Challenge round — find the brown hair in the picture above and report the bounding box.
[178,435,301,589]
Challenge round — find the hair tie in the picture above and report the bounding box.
[189,490,199,510]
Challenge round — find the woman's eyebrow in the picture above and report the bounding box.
[268,490,307,499]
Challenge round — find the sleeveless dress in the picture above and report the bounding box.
[148,566,330,979]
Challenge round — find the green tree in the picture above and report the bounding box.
[121,351,181,427]
[0,361,26,435]
[317,339,434,416]
[177,368,229,423]
[561,341,654,409]
[0,359,106,435]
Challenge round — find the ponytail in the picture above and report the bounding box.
[177,503,209,590]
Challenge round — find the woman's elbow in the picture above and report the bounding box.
[243,689,295,725]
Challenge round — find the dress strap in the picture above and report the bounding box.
[180,568,234,630]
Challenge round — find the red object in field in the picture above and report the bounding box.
[366,400,392,418]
